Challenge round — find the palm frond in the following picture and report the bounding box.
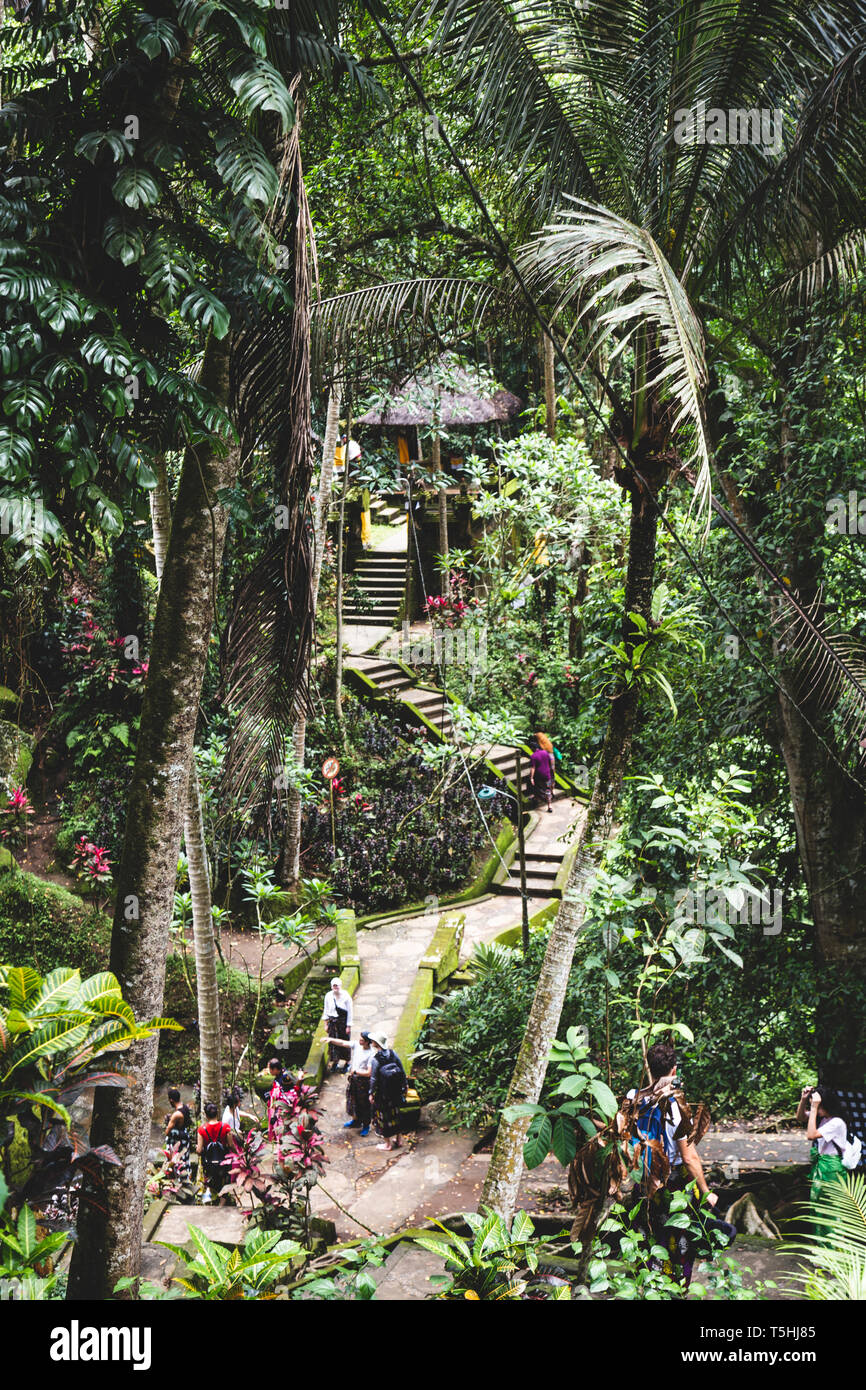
[784,1174,866,1299]
[774,230,866,303]
[518,199,712,524]
[420,0,601,213]
[772,589,866,771]
[311,276,502,389]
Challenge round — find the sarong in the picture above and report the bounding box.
[327,1005,349,1064]
[346,1073,371,1126]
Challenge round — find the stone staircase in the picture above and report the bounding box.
[369,494,406,527]
[345,654,575,833]
[344,553,405,628]
[497,850,561,899]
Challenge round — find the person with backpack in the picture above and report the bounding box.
[627,1042,731,1286]
[367,1031,408,1152]
[797,1085,859,1234]
[196,1102,236,1205]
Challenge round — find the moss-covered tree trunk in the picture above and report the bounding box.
[480,472,660,1223]
[68,335,238,1299]
[281,383,342,884]
[149,456,223,1111]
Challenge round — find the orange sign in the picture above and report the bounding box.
[322,757,340,780]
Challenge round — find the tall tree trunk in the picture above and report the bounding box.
[334,398,351,743]
[434,431,449,597]
[68,335,239,1299]
[543,331,556,440]
[150,458,223,1110]
[709,361,866,1087]
[281,383,342,884]
[480,472,661,1223]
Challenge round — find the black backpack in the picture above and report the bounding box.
[202,1123,229,1172]
[376,1052,406,1093]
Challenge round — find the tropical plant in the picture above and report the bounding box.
[155,1225,302,1300]
[404,0,866,1221]
[412,1209,567,1300]
[0,787,33,860]
[0,1175,69,1300]
[586,1196,769,1300]
[503,1030,618,1169]
[785,1174,866,1300]
[0,964,178,1208]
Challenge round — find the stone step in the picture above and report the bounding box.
[497,882,559,899]
[343,613,398,626]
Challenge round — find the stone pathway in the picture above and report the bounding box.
[309,792,585,1239]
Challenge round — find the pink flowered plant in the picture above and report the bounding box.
[0,786,34,859]
[69,835,113,890]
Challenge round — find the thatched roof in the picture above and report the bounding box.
[357,361,521,428]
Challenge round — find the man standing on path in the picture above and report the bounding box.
[368,1031,408,1152]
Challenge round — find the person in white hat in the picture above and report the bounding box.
[367,1032,408,1151]
[323,978,353,1072]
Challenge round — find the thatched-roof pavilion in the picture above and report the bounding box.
[357,359,521,428]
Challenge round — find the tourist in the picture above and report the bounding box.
[529,736,555,812]
[342,1030,374,1136]
[797,1085,851,1234]
[323,977,353,1073]
[266,1057,294,1140]
[196,1102,236,1205]
[368,1031,408,1152]
[164,1087,191,1178]
[627,1042,731,1286]
[222,1086,256,1137]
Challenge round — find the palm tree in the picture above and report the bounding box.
[408,0,866,1219]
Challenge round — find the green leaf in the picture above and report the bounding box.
[3,382,49,427]
[103,217,146,267]
[523,1114,551,1168]
[502,1102,545,1121]
[112,167,161,210]
[588,1078,618,1118]
[135,15,181,57]
[179,286,231,340]
[86,486,124,536]
[229,57,294,132]
[550,1114,577,1166]
[75,131,135,164]
[213,128,278,206]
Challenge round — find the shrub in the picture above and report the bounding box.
[0,869,110,976]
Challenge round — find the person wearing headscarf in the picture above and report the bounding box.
[323,977,353,1072]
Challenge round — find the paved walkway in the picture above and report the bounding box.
[310,792,585,1239]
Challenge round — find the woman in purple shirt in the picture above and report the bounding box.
[529,743,555,811]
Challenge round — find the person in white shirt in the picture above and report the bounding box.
[323,978,353,1073]
[340,1031,374,1135]
[797,1085,851,1234]
[221,1087,256,1135]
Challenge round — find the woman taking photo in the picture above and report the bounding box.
[797,1085,851,1234]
